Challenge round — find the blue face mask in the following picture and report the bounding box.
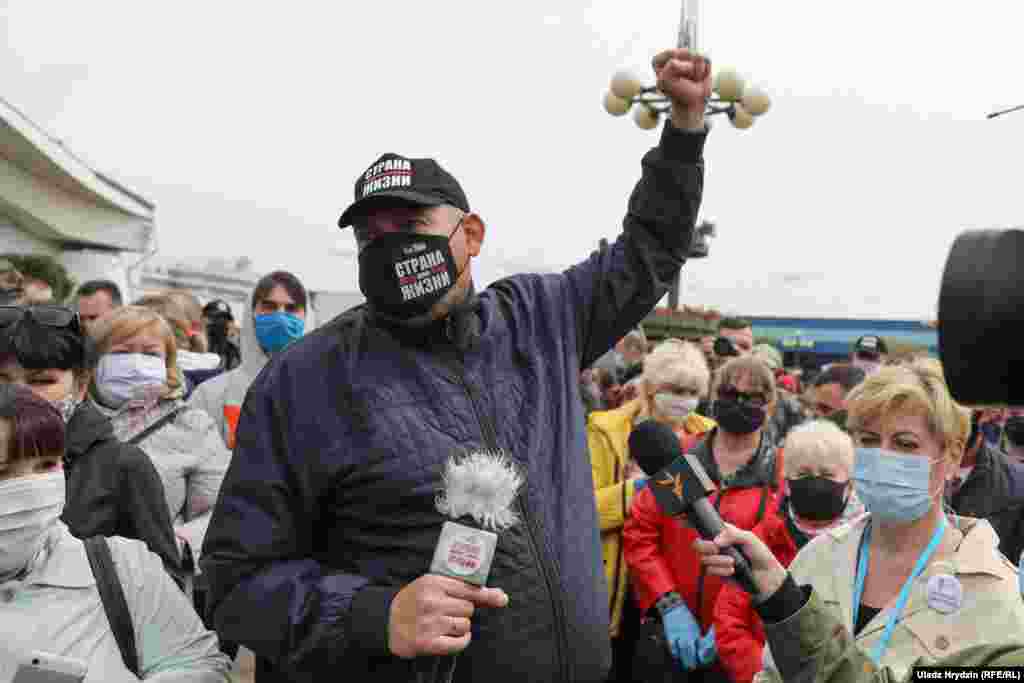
[853,448,936,523]
[254,312,305,354]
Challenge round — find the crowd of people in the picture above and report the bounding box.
[0,47,1022,683]
[0,260,312,680]
[587,322,1024,682]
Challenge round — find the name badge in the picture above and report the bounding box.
[925,573,963,614]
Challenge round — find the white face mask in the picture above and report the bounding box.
[0,472,65,577]
[95,353,167,408]
[853,358,882,376]
[653,393,699,422]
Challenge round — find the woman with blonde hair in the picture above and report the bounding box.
[758,357,1024,682]
[587,338,716,680]
[88,306,230,597]
[134,293,224,394]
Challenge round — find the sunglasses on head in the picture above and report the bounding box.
[0,305,81,334]
[719,385,768,407]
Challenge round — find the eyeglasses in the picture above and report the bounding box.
[353,210,464,251]
[719,385,768,407]
[0,305,81,334]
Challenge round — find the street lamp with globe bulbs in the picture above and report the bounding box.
[602,0,770,131]
[604,65,771,131]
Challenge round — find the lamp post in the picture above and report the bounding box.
[668,220,716,309]
[603,0,770,131]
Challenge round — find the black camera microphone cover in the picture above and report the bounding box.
[938,229,1024,405]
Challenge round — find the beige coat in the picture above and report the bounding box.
[759,515,1024,683]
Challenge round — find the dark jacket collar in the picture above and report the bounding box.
[64,401,115,468]
[954,439,1009,515]
[689,427,779,490]
[781,497,812,550]
[367,288,482,352]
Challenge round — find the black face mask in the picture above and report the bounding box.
[1006,416,1024,447]
[787,476,848,521]
[358,221,464,320]
[714,398,766,435]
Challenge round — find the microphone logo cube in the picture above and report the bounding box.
[431,521,498,586]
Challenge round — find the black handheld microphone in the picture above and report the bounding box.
[628,421,759,595]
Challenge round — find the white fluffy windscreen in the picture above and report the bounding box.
[435,451,524,532]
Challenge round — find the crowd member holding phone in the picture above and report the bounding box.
[0,384,229,682]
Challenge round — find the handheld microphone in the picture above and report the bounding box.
[628,421,759,595]
[418,450,523,683]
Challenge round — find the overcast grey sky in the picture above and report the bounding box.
[1,0,1021,318]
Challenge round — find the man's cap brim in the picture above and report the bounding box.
[337,190,447,229]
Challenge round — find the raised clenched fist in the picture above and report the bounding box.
[652,48,712,130]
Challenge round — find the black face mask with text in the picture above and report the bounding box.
[359,224,463,320]
[787,476,848,521]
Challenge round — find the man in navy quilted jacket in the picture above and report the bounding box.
[202,47,713,683]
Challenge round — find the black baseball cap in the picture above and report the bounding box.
[203,299,233,320]
[337,153,470,229]
[853,335,888,357]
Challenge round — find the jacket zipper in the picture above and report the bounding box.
[446,349,569,682]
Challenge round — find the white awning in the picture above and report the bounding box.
[0,97,154,252]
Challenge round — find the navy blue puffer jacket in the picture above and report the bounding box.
[201,123,707,683]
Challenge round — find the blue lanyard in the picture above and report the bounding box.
[851,515,948,664]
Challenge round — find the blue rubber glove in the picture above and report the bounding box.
[633,477,647,493]
[661,603,702,670]
[697,626,717,666]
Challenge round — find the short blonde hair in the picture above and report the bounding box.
[712,356,777,405]
[846,357,970,463]
[133,294,196,352]
[643,339,711,395]
[91,305,181,394]
[783,420,855,477]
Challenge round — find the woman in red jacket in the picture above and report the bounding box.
[713,420,866,683]
[624,356,783,683]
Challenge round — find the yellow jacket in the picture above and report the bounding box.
[586,399,716,637]
[759,515,1024,683]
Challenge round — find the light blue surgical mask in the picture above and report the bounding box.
[853,447,937,523]
[254,312,305,354]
